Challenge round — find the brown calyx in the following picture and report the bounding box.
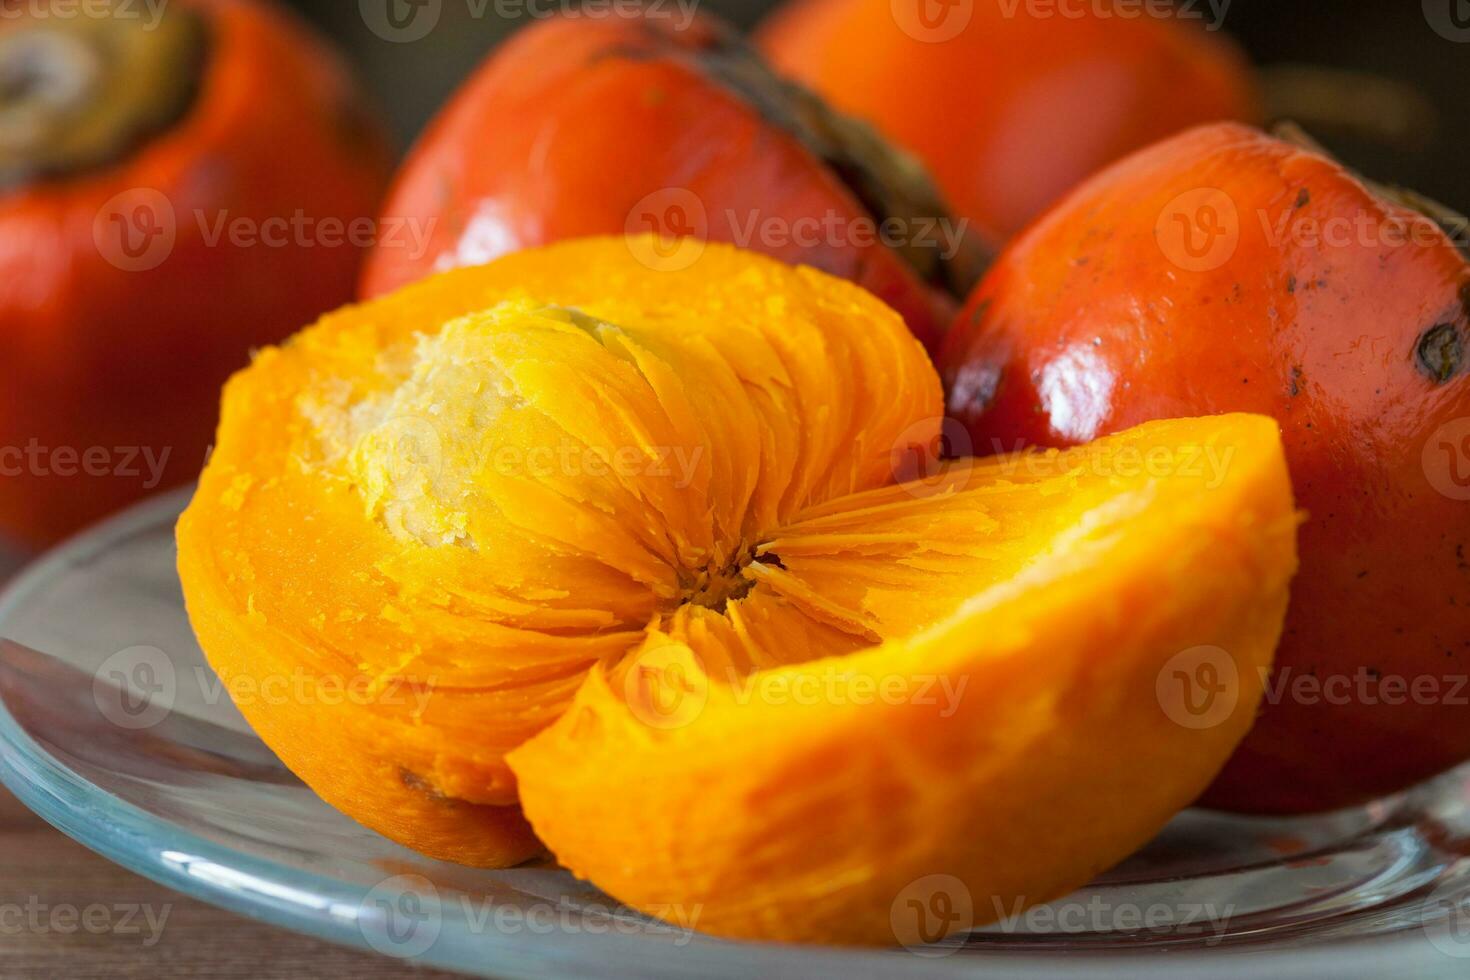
[0,4,207,190]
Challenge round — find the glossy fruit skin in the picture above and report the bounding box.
[360,11,958,351]
[757,0,1258,244]
[0,0,391,547]
[941,122,1470,814]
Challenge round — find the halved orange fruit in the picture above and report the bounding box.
[177,237,1297,943]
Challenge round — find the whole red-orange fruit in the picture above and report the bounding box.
[0,0,391,546]
[361,10,983,353]
[757,0,1258,244]
[942,123,1470,813]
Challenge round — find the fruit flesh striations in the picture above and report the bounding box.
[179,237,1297,942]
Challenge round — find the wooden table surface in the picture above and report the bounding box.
[0,786,464,979]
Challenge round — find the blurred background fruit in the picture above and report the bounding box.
[4,0,1464,557]
[284,0,1469,221]
[753,0,1444,246]
[0,0,391,548]
[359,9,982,352]
[755,0,1259,245]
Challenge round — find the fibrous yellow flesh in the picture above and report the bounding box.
[298,297,1174,698]
[181,240,944,816]
[178,239,1294,893]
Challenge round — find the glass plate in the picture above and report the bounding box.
[1,490,1468,979]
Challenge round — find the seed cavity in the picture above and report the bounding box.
[682,547,781,613]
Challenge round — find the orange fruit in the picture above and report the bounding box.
[178,237,1297,943]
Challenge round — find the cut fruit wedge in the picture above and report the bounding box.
[509,412,1298,945]
[177,237,1296,944]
